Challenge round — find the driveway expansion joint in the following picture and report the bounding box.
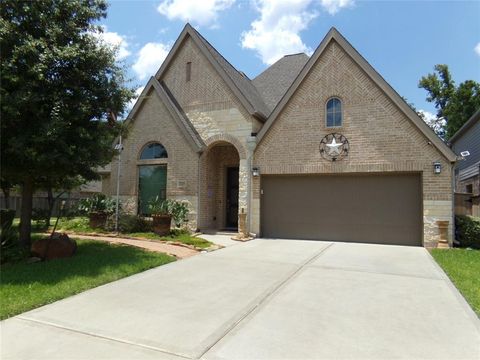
[15,316,193,359]
[198,242,335,358]
[308,264,447,281]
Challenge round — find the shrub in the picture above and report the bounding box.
[148,198,189,227]
[148,197,172,216]
[170,201,189,227]
[118,215,152,233]
[1,209,27,264]
[32,208,50,228]
[78,194,118,215]
[0,209,15,230]
[455,215,480,249]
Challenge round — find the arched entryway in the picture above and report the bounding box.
[198,140,241,231]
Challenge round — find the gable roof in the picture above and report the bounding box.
[449,108,480,144]
[256,27,457,163]
[253,53,310,112]
[154,23,269,120]
[126,77,205,153]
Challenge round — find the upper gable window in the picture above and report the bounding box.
[186,62,192,82]
[140,143,168,160]
[326,97,342,127]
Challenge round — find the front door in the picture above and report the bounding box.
[226,167,239,229]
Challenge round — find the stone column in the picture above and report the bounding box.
[237,159,249,238]
[436,220,450,248]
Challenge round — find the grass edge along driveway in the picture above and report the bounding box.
[431,248,480,317]
[0,239,175,320]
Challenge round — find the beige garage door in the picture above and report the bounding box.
[261,174,422,246]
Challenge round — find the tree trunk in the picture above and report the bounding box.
[46,186,54,228]
[19,178,34,248]
[2,186,10,209]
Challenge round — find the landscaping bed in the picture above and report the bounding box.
[55,217,213,250]
[431,248,480,317]
[0,239,175,320]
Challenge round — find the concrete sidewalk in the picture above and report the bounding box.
[2,240,479,359]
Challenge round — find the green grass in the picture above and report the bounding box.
[0,239,175,320]
[128,231,212,249]
[431,248,480,316]
[55,217,107,233]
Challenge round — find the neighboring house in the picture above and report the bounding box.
[450,109,480,217]
[104,24,457,248]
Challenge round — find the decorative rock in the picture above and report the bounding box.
[31,233,77,260]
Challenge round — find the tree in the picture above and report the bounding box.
[419,64,480,140]
[37,176,86,228]
[1,0,134,247]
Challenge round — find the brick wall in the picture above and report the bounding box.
[252,40,453,246]
[108,87,200,228]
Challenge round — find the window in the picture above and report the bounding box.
[138,165,167,215]
[326,97,342,127]
[140,143,168,160]
[186,62,192,82]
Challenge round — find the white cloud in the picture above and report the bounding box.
[475,42,480,57]
[91,26,130,60]
[157,0,235,27]
[419,109,446,137]
[320,0,354,15]
[241,0,354,65]
[132,42,171,80]
[241,0,317,65]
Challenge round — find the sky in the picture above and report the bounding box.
[98,0,480,120]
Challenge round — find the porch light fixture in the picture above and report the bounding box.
[433,161,442,174]
[252,167,260,177]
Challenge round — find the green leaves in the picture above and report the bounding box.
[419,64,480,140]
[78,194,118,215]
[1,0,135,182]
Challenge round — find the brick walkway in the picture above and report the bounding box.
[68,234,199,259]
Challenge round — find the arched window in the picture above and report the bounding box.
[140,143,168,160]
[326,97,342,127]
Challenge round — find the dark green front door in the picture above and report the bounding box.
[138,165,167,215]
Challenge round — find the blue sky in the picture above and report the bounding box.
[99,0,480,118]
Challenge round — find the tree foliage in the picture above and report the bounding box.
[419,64,480,140]
[0,0,134,246]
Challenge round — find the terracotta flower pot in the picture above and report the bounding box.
[89,212,108,229]
[152,214,172,236]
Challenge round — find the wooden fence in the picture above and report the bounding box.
[0,196,84,217]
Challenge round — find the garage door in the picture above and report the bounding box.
[261,174,422,246]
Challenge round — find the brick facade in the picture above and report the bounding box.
[253,41,453,246]
[107,26,454,247]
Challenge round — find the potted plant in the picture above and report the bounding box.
[78,194,117,229]
[148,197,174,236]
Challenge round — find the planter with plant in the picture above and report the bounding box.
[78,194,118,229]
[148,198,190,235]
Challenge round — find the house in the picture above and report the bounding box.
[103,24,457,248]
[450,109,480,217]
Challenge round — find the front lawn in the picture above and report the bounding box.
[0,239,175,320]
[431,248,480,316]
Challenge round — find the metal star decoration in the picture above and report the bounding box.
[319,133,349,161]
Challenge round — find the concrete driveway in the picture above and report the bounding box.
[2,239,479,359]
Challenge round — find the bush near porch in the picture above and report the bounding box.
[0,239,175,320]
[431,248,480,317]
[455,215,480,249]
